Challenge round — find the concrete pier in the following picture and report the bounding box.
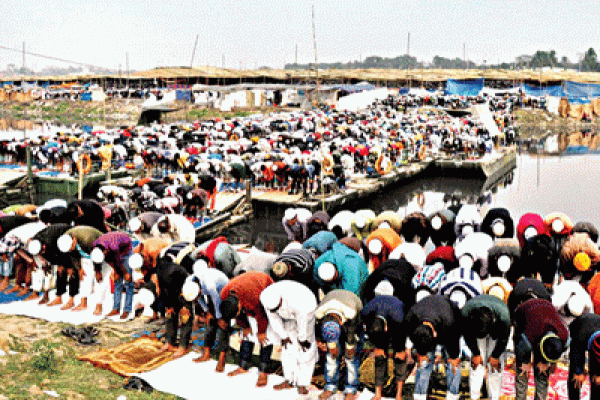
[251,148,517,213]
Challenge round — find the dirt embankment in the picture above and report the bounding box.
[0,99,284,127]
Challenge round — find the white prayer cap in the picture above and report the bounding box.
[318,262,337,282]
[57,234,74,253]
[128,217,142,232]
[129,253,144,270]
[284,208,297,221]
[416,288,431,303]
[137,288,155,309]
[449,290,467,308]
[431,216,442,230]
[461,225,474,236]
[192,259,208,277]
[552,219,564,234]
[182,277,200,302]
[524,226,538,240]
[28,239,42,256]
[459,255,474,269]
[91,247,105,264]
[497,255,511,273]
[368,238,383,255]
[492,220,506,237]
[567,295,587,317]
[374,280,394,296]
[354,216,367,229]
[260,288,282,311]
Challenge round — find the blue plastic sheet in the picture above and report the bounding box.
[175,90,192,101]
[521,84,564,97]
[563,81,600,99]
[444,78,484,96]
[80,92,92,101]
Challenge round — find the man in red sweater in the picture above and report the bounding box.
[219,271,274,387]
[513,298,568,400]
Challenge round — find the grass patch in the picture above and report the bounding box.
[11,105,23,112]
[0,337,182,400]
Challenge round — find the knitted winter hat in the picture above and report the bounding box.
[455,205,482,239]
[487,238,521,277]
[481,277,512,303]
[516,213,545,248]
[411,264,446,292]
[425,246,457,273]
[390,242,426,271]
[481,208,514,239]
[439,266,483,301]
[573,221,599,243]
[429,209,457,247]
[321,320,342,343]
[544,212,574,236]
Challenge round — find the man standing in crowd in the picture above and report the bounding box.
[260,280,318,395]
[462,294,511,400]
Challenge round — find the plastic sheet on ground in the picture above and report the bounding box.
[0,285,142,325]
[500,363,589,400]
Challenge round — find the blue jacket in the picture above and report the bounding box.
[314,242,368,296]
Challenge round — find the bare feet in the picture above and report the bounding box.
[24,291,39,301]
[48,297,63,307]
[298,386,309,395]
[273,381,294,391]
[38,293,50,305]
[5,285,20,294]
[120,311,130,320]
[256,372,268,387]
[16,286,30,296]
[61,299,75,310]
[106,309,120,317]
[227,367,249,377]
[0,278,8,292]
[160,343,175,353]
[93,304,103,316]
[193,348,211,363]
[72,303,87,312]
[344,393,356,400]
[319,390,334,400]
[172,347,188,359]
[215,352,226,372]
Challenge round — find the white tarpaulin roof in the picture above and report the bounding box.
[472,104,502,137]
[336,88,392,112]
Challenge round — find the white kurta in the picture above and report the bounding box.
[260,281,318,387]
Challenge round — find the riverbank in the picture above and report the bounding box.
[0,99,288,127]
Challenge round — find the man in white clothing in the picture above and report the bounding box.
[260,280,318,395]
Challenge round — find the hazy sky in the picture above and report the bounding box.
[2,1,599,72]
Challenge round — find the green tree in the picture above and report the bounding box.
[581,48,598,71]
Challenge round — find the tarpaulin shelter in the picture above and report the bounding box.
[563,81,600,99]
[444,78,484,96]
[522,84,564,97]
[176,89,192,101]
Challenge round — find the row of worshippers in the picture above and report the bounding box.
[135,203,600,400]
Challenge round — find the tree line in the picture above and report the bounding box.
[285,48,600,72]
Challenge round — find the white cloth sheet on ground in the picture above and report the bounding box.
[0,282,144,325]
[136,355,382,400]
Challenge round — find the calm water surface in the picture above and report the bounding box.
[225,154,600,251]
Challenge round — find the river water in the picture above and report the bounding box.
[224,153,600,252]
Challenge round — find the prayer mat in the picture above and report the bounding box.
[0,286,28,304]
[500,362,589,400]
[78,336,176,376]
